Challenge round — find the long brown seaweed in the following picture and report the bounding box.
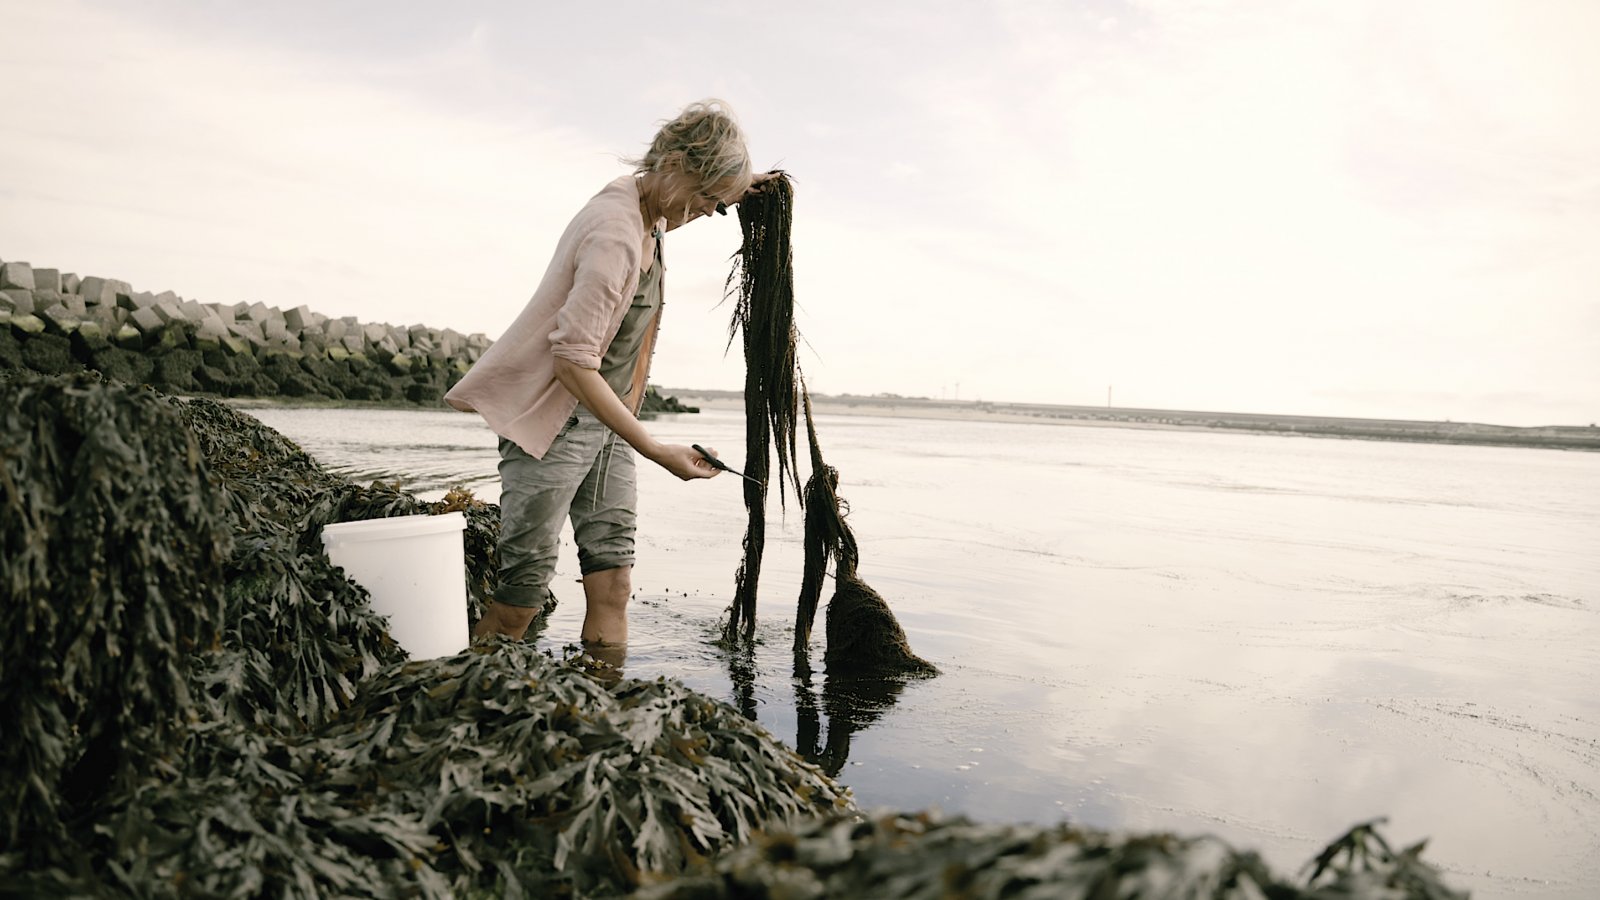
[721,176,934,677]
[722,174,800,644]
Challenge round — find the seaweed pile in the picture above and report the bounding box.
[637,812,1469,900]
[82,643,851,897]
[721,176,934,678]
[0,373,231,858]
[0,372,848,897]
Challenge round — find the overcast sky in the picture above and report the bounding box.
[3,1,1596,426]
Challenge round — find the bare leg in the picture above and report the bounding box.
[581,565,632,645]
[473,600,539,641]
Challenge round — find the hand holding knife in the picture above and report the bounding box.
[692,444,762,484]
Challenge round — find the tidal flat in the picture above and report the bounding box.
[248,402,1600,899]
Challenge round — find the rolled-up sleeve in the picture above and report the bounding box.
[550,225,638,369]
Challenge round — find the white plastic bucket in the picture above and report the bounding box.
[320,512,469,659]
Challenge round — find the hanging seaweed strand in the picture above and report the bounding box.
[723,173,801,643]
[796,378,936,676]
[721,175,935,677]
[794,381,853,650]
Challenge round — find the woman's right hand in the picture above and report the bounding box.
[651,443,721,481]
[739,170,785,203]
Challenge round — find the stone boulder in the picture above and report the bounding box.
[79,277,119,307]
[226,319,265,348]
[32,269,61,293]
[38,304,83,336]
[2,289,34,316]
[119,291,157,311]
[0,261,34,291]
[154,301,187,325]
[71,321,110,353]
[283,305,313,332]
[11,314,46,336]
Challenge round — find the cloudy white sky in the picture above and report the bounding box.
[4,1,1596,426]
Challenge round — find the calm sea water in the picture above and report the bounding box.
[246,404,1600,898]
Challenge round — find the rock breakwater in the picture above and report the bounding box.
[0,255,486,402]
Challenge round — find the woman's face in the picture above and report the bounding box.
[655,169,748,231]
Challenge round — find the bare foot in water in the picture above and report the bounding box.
[578,640,627,683]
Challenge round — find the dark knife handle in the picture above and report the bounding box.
[691,444,730,471]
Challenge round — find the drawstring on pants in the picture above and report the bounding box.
[593,427,618,512]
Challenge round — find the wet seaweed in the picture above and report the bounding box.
[795,387,853,651]
[1302,818,1465,899]
[720,177,933,676]
[635,811,1469,900]
[797,385,936,676]
[722,173,800,644]
[0,372,230,864]
[85,643,851,898]
[0,373,852,897]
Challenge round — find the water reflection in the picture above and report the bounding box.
[723,647,913,777]
[721,642,760,720]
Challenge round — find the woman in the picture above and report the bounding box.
[446,99,761,650]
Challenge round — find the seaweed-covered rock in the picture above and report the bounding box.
[641,385,699,415]
[0,327,21,368]
[19,331,78,374]
[90,345,156,385]
[636,812,1468,900]
[406,379,444,403]
[152,346,203,391]
[0,373,230,861]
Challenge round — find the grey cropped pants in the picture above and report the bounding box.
[494,409,637,608]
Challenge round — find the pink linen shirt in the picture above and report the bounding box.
[445,176,665,458]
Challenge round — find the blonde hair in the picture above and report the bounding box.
[628,99,753,191]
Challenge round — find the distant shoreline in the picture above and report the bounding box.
[222,388,1600,453]
[668,390,1600,453]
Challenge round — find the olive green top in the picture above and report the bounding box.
[598,229,663,401]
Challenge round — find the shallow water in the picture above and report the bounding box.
[247,404,1600,898]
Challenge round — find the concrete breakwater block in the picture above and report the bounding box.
[72,321,110,352]
[39,305,83,336]
[1,289,34,316]
[283,304,313,331]
[195,313,229,337]
[129,306,164,336]
[32,268,62,293]
[0,261,35,290]
[79,276,125,307]
[113,324,143,350]
[11,313,47,335]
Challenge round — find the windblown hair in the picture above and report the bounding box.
[627,99,753,191]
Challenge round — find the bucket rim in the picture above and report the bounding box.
[320,511,466,543]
